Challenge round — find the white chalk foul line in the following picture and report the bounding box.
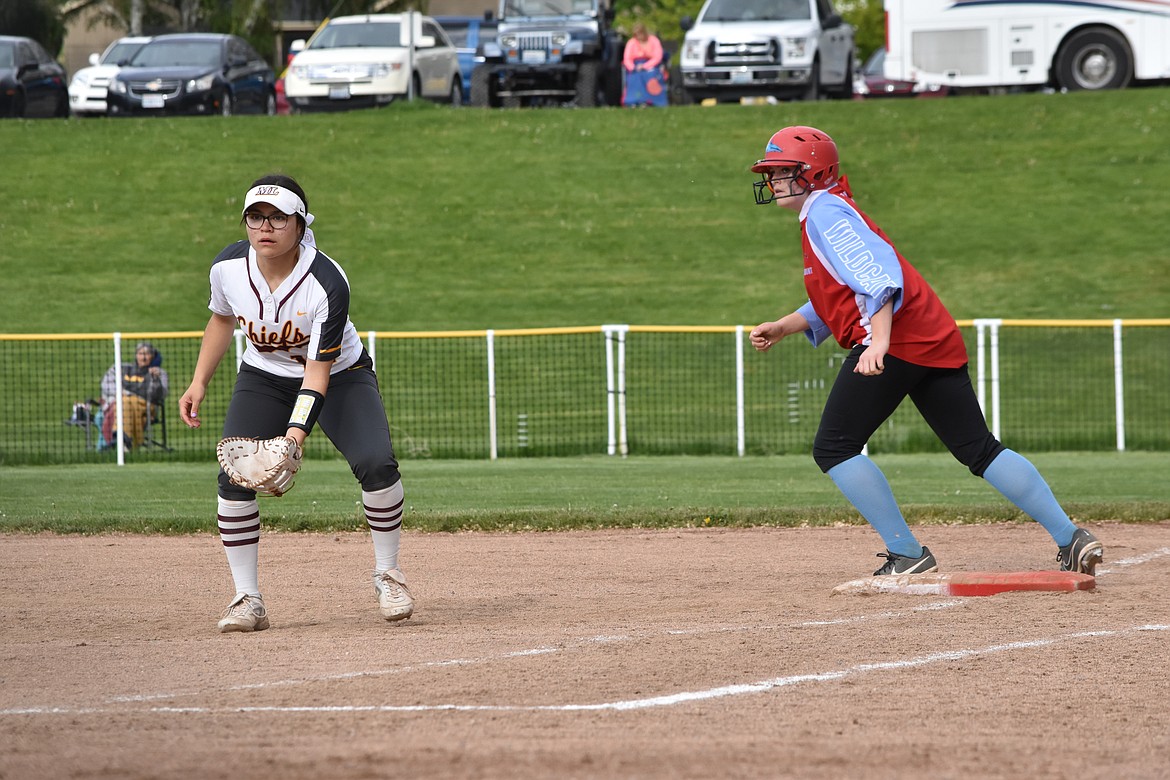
[1095,546,1170,575]
[67,601,969,709]
[102,624,1170,715]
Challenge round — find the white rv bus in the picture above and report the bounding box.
[883,0,1170,93]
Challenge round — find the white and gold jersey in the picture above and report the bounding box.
[208,240,365,378]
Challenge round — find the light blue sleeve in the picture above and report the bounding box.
[797,301,833,347]
[805,196,904,317]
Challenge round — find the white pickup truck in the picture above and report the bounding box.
[679,0,854,103]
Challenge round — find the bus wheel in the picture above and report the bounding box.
[1054,28,1132,91]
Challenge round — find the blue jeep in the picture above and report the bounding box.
[470,0,623,107]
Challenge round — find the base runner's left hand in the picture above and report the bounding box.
[217,436,303,497]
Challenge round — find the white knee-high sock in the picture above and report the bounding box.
[217,497,261,596]
[364,482,404,574]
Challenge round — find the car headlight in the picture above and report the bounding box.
[499,34,518,49]
[109,79,127,95]
[781,37,809,60]
[187,74,215,92]
[683,40,702,61]
[551,32,569,47]
[72,73,90,87]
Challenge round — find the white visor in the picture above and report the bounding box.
[242,185,315,226]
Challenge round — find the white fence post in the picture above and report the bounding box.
[486,329,497,460]
[618,328,628,457]
[604,326,616,455]
[1113,319,1125,452]
[989,319,1002,440]
[603,325,629,456]
[735,325,745,457]
[112,332,125,466]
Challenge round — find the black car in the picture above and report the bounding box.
[107,33,276,116]
[0,35,69,118]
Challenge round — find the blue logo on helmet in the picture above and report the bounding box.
[766,141,784,153]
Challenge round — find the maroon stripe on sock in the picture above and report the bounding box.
[363,498,404,515]
[367,519,402,533]
[218,522,261,536]
[218,510,260,523]
[220,536,260,548]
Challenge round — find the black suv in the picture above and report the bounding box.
[107,33,276,116]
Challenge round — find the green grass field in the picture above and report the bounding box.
[3,89,1169,334]
[2,91,1168,531]
[2,452,1167,534]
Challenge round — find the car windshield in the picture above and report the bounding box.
[503,0,596,18]
[130,41,222,67]
[862,47,886,76]
[310,21,403,49]
[0,43,13,68]
[103,40,149,66]
[700,0,810,23]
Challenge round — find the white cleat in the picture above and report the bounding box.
[218,593,270,633]
[373,569,414,621]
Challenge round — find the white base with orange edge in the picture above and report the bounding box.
[832,571,1096,597]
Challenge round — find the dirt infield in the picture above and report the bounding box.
[2,522,1168,780]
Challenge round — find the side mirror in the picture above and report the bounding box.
[417,35,436,48]
[290,39,306,53]
[680,16,693,32]
[824,14,842,29]
[89,52,100,66]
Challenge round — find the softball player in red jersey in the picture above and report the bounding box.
[178,174,414,632]
[747,126,1103,577]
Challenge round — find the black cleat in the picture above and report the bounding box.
[874,546,938,576]
[1058,528,1104,575]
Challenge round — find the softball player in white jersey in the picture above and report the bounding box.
[178,174,413,633]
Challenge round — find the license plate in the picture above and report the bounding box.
[328,85,351,100]
[730,69,752,85]
[142,94,165,109]
[521,50,547,65]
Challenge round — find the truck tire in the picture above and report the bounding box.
[1054,27,1132,91]
[574,60,599,107]
[801,60,820,101]
[829,55,854,100]
[470,66,494,107]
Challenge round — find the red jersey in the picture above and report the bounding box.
[798,189,968,369]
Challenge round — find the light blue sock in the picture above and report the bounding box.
[982,449,1077,546]
[827,455,922,557]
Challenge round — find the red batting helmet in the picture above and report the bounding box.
[751,126,840,204]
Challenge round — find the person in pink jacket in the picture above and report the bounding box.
[622,23,667,106]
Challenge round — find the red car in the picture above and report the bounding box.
[853,46,948,99]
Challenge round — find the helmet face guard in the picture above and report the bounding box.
[752,163,811,205]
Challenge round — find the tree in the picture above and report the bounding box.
[835,0,883,62]
[1,0,66,52]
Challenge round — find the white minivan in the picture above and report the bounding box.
[679,0,854,103]
[284,14,463,111]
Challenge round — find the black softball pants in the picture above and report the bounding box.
[812,346,1004,476]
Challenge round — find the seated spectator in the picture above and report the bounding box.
[100,342,169,448]
[622,23,668,107]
